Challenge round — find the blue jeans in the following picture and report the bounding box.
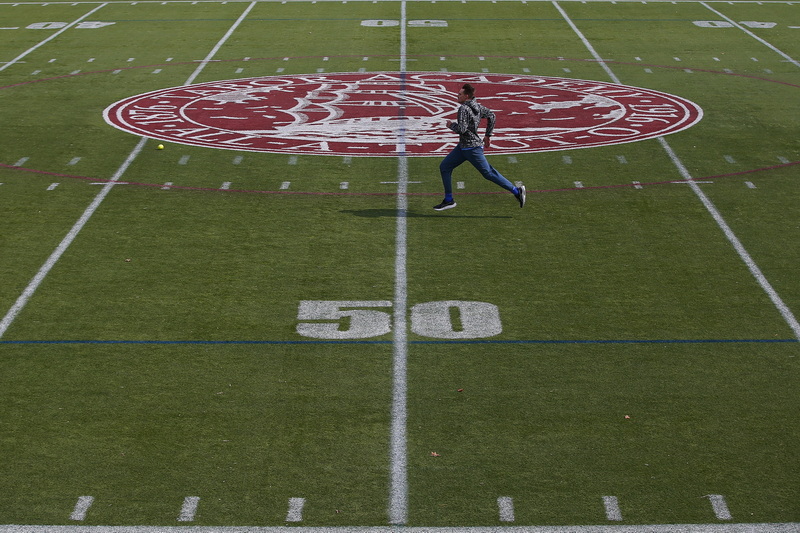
[439,145,515,197]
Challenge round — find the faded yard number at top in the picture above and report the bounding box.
[361,20,448,27]
[13,21,116,29]
[297,300,502,340]
[693,20,778,28]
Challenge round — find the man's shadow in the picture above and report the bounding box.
[341,209,512,219]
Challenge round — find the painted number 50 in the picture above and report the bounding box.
[297,300,502,340]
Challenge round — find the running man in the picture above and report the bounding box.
[434,83,526,211]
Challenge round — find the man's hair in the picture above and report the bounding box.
[461,83,475,98]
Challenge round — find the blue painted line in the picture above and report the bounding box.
[413,338,799,345]
[0,339,796,345]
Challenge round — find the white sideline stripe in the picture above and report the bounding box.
[178,497,200,522]
[603,496,623,521]
[0,524,797,533]
[708,495,733,521]
[69,496,94,521]
[389,0,408,526]
[0,3,107,72]
[285,498,305,523]
[498,496,515,522]
[0,3,257,341]
[700,3,800,68]
[555,0,800,342]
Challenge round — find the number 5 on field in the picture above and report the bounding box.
[296,300,502,340]
[297,300,393,340]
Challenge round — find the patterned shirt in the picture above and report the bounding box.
[448,98,496,148]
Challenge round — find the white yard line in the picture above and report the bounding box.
[185,1,256,85]
[498,496,516,522]
[389,2,409,526]
[285,498,306,523]
[177,497,201,522]
[657,137,800,339]
[707,495,734,521]
[553,1,800,340]
[0,2,257,340]
[68,497,94,522]
[0,137,146,339]
[700,2,800,69]
[0,3,107,73]
[603,496,623,522]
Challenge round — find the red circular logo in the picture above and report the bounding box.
[103,72,702,157]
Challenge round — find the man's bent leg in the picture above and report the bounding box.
[464,147,516,192]
[439,146,467,199]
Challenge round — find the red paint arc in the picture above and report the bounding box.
[103,72,703,157]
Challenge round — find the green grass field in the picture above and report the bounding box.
[0,0,798,530]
